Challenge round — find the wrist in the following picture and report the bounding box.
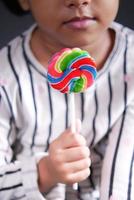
[37,156,57,193]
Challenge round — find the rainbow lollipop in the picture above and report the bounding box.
[47,48,97,93]
[47,47,97,190]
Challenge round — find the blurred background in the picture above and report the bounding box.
[0,0,134,48]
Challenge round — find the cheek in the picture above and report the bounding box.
[32,10,57,31]
[107,0,119,18]
[96,1,119,26]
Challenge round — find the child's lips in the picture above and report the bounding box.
[63,17,96,29]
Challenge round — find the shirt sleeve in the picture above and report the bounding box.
[0,87,45,200]
[100,99,134,200]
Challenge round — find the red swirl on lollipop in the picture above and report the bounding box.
[47,48,97,93]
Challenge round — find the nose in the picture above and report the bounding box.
[65,0,90,8]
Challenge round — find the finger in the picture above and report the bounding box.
[61,146,90,162]
[56,131,87,149]
[66,158,91,173]
[66,168,90,184]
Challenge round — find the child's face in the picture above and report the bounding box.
[20,0,119,48]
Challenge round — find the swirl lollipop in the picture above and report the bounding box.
[47,48,97,93]
[47,48,97,189]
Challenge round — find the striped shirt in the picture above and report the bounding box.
[0,22,134,200]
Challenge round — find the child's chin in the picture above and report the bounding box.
[65,40,91,48]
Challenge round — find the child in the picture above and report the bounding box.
[0,0,134,199]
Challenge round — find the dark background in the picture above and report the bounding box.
[0,0,134,49]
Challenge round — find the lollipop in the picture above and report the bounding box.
[47,48,97,93]
[47,48,97,190]
[47,47,97,135]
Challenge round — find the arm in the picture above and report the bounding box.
[0,86,91,198]
[0,87,42,199]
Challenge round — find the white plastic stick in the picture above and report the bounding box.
[70,93,76,133]
[70,93,78,190]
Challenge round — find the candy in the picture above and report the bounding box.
[47,48,97,93]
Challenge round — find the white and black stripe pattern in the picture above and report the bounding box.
[1,86,15,141]
[0,163,24,199]
[127,150,134,200]
[100,27,134,200]
[45,82,53,151]
[22,38,38,150]
[0,22,134,199]
[7,45,22,102]
[108,33,128,198]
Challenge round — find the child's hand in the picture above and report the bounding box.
[37,123,91,192]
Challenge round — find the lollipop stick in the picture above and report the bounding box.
[70,93,78,190]
[70,93,76,133]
